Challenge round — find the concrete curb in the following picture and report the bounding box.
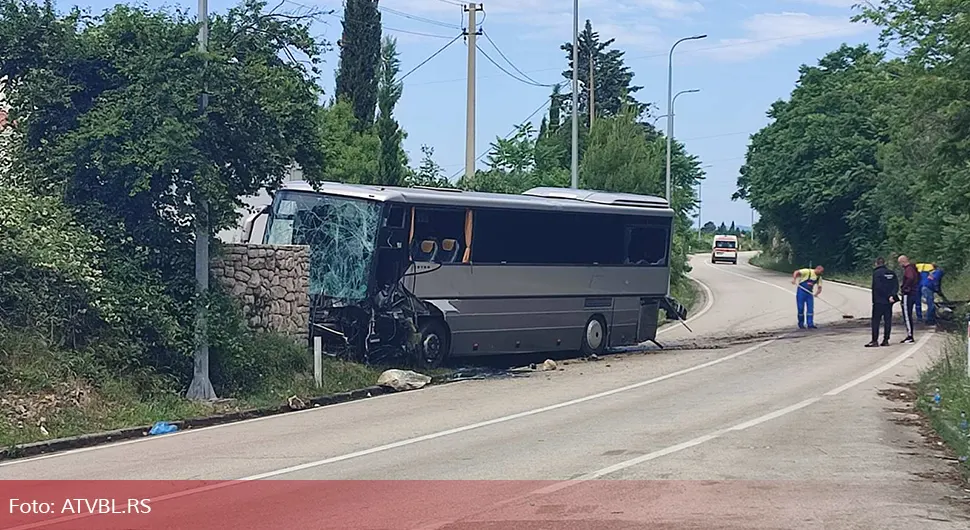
[0,377,460,462]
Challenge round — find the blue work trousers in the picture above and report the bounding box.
[922,286,936,324]
[796,287,815,328]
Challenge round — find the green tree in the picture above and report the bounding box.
[701,221,717,234]
[335,0,381,128]
[0,0,328,385]
[319,99,380,184]
[853,1,970,272]
[717,222,727,234]
[734,45,890,269]
[405,144,452,188]
[376,35,405,186]
[561,20,644,120]
[460,122,569,194]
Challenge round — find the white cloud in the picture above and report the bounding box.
[385,0,702,23]
[701,12,869,62]
[623,0,705,19]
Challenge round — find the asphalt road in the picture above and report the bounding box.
[1,252,967,529]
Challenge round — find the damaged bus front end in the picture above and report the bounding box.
[261,186,442,367]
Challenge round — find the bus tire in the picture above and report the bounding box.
[580,315,608,357]
[415,318,450,370]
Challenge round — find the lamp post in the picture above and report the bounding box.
[665,34,706,203]
[652,89,698,128]
[570,0,579,188]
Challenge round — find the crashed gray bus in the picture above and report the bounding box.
[237,181,686,368]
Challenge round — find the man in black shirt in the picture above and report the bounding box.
[866,257,899,347]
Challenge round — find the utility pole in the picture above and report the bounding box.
[588,52,595,127]
[187,0,216,401]
[570,0,579,189]
[463,3,482,183]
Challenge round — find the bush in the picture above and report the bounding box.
[207,289,309,396]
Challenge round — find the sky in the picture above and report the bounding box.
[77,0,880,227]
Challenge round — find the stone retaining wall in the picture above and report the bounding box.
[211,244,310,338]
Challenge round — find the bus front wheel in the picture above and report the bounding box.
[580,315,608,357]
[415,319,450,370]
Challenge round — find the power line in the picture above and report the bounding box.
[398,33,464,82]
[480,29,546,87]
[476,44,558,87]
[681,130,753,141]
[448,91,560,179]
[281,1,455,40]
[379,5,461,30]
[408,26,870,87]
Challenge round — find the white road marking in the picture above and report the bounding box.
[6,339,778,530]
[825,333,932,396]
[576,332,933,479]
[0,269,710,469]
[417,332,937,530]
[658,276,715,335]
[702,259,794,296]
[0,385,414,469]
[703,258,868,319]
[239,339,777,480]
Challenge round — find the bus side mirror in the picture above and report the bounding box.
[241,205,271,243]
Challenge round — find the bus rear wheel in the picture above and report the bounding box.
[415,319,449,370]
[580,315,608,357]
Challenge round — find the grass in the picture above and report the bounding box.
[0,329,385,448]
[915,335,970,476]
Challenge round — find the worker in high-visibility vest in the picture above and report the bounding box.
[791,265,824,329]
[915,262,934,321]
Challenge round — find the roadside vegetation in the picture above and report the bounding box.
[0,1,706,447]
[916,335,970,475]
[737,0,970,472]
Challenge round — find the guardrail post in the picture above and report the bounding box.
[314,335,323,389]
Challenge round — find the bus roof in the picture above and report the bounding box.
[278,180,674,217]
[714,234,738,240]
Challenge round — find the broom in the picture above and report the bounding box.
[797,284,855,319]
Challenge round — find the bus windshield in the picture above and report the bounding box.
[714,240,737,249]
[264,191,381,301]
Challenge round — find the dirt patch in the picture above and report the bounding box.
[878,382,969,493]
[1,381,93,433]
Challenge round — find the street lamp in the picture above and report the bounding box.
[652,88,698,127]
[665,34,706,203]
[570,0,579,189]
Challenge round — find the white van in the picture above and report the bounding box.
[711,235,738,265]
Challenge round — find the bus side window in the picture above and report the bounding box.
[410,207,466,263]
[626,224,669,266]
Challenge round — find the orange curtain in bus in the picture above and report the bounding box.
[408,207,416,245]
[462,209,473,263]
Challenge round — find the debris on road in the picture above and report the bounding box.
[287,395,307,410]
[539,359,558,372]
[377,369,432,391]
[148,421,178,436]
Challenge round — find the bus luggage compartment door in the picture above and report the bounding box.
[637,297,660,342]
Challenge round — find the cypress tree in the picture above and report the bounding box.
[335,0,382,128]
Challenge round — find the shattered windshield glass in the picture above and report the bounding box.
[265,190,381,301]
